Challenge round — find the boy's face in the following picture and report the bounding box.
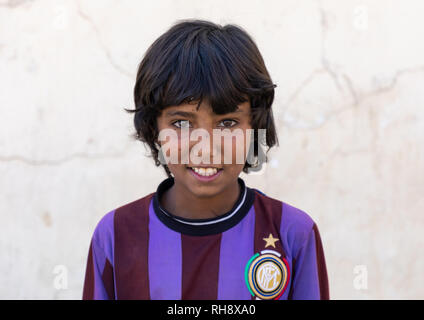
[156,99,252,198]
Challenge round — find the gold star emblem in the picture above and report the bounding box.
[263,233,279,248]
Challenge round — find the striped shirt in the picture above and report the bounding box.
[82,177,329,300]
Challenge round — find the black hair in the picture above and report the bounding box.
[125,19,279,178]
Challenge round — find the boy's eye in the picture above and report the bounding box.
[218,119,238,128]
[172,120,192,128]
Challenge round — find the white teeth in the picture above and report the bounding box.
[191,167,218,176]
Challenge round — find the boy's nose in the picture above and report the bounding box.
[186,128,224,164]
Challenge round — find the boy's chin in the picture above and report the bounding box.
[186,187,222,199]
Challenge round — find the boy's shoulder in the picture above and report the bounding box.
[91,192,155,246]
[113,191,155,220]
[252,187,315,224]
[251,187,316,243]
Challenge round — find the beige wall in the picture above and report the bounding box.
[1,0,423,299]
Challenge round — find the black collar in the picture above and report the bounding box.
[152,177,255,236]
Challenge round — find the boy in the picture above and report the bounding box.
[82,19,329,300]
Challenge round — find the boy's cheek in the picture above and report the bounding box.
[160,139,180,164]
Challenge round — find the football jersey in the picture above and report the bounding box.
[82,177,329,300]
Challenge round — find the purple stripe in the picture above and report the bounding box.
[291,229,320,299]
[148,201,182,299]
[91,240,108,299]
[217,206,255,300]
[93,210,115,263]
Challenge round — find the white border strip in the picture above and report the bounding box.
[260,250,281,257]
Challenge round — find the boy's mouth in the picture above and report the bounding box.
[186,166,223,177]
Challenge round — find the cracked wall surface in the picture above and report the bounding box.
[1,0,423,299]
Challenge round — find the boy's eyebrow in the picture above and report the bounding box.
[165,109,244,118]
[165,110,196,118]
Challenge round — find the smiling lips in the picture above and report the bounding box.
[188,166,223,177]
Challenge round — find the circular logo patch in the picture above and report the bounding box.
[245,250,290,300]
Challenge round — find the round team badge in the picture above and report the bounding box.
[244,250,290,300]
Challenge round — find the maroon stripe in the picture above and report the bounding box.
[82,240,94,300]
[313,223,330,300]
[253,191,285,257]
[252,191,285,300]
[114,193,154,299]
[102,258,115,299]
[181,233,222,300]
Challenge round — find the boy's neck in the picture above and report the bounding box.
[160,179,241,220]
